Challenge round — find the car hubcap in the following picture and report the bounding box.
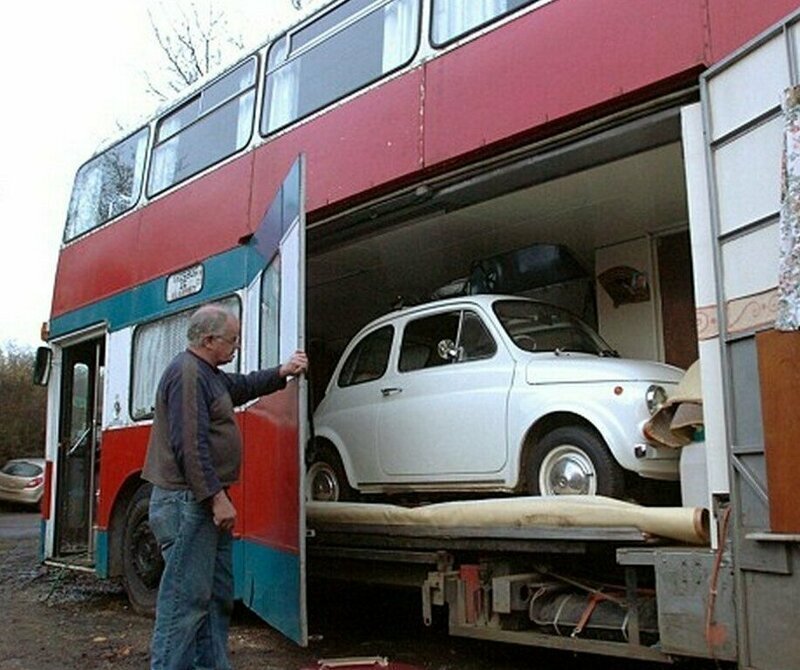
[307,462,339,501]
[539,445,596,495]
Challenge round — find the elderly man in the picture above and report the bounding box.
[142,303,308,670]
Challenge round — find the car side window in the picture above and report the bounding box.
[459,311,497,361]
[399,310,495,372]
[338,325,394,387]
[400,311,459,372]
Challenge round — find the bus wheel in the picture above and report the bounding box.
[527,426,625,498]
[122,483,162,615]
[305,446,354,502]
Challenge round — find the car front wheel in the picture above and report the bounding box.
[527,426,625,498]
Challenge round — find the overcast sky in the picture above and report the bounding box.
[0,0,325,350]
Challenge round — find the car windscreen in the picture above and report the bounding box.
[492,300,610,355]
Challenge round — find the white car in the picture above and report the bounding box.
[308,295,683,501]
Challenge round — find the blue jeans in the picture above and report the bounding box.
[148,487,233,670]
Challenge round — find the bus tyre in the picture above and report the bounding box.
[122,483,162,615]
[528,426,625,498]
[306,445,355,502]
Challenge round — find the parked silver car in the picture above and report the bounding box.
[0,458,46,507]
[309,295,684,501]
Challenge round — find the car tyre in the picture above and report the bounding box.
[528,426,625,498]
[122,483,162,615]
[306,445,355,502]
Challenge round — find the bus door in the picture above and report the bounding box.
[54,336,105,563]
[240,156,308,644]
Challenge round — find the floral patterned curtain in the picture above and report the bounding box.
[777,85,800,330]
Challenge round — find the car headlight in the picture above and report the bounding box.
[645,385,668,415]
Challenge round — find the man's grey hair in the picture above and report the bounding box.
[187,304,234,346]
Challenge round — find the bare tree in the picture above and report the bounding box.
[144,0,246,102]
[142,0,327,104]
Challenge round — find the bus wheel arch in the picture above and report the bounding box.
[108,474,149,578]
[121,482,162,615]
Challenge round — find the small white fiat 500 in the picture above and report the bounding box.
[308,295,684,501]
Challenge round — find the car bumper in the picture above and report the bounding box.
[629,444,681,481]
[0,487,43,505]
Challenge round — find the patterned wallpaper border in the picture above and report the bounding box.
[696,288,779,340]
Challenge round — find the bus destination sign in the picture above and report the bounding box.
[166,264,204,302]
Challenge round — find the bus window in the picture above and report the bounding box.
[430,0,538,46]
[130,297,240,419]
[261,0,420,135]
[64,128,149,242]
[148,58,257,196]
[260,259,281,368]
[291,0,374,51]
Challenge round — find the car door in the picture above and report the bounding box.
[316,324,394,484]
[377,306,513,479]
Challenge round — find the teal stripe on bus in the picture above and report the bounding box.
[39,519,46,563]
[95,529,110,578]
[236,538,303,644]
[50,245,264,338]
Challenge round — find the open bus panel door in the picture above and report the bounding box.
[238,156,308,645]
[684,8,800,669]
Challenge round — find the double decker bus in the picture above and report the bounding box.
[38,0,800,664]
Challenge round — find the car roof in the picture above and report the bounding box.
[357,294,538,332]
[5,457,45,466]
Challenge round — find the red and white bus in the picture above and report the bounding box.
[38,0,800,664]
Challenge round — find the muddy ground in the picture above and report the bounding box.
[0,509,702,669]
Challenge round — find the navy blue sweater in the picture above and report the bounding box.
[142,351,286,501]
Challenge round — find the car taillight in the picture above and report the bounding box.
[25,476,43,489]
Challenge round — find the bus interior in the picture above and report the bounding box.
[305,103,696,403]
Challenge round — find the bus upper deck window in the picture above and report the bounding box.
[147,58,257,197]
[64,128,149,242]
[431,0,535,46]
[262,0,420,136]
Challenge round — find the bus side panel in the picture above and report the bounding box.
[707,0,800,63]
[92,426,149,577]
[241,396,300,551]
[95,425,150,529]
[237,347,303,643]
[95,419,253,578]
[251,69,423,220]
[136,154,255,285]
[51,211,142,318]
[423,0,708,167]
[95,418,257,532]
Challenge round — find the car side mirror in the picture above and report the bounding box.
[33,346,52,386]
[437,339,460,361]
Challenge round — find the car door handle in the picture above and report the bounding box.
[381,387,402,397]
